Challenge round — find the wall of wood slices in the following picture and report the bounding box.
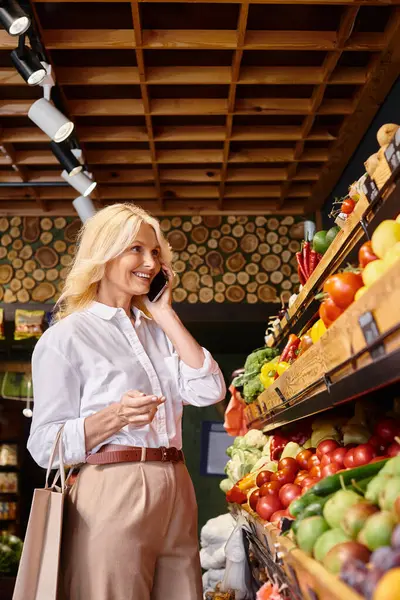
[0,215,304,305]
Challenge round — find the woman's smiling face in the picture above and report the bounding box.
[102,222,162,298]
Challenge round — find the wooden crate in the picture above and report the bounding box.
[243,509,362,600]
[246,259,400,427]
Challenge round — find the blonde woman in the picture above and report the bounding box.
[28,204,226,600]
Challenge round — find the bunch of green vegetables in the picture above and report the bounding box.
[232,347,279,404]
[220,429,269,493]
[0,533,23,575]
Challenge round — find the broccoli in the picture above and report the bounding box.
[243,375,264,404]
[244,347,279,376]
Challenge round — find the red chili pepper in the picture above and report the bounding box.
[226,485,247,505]
[309,249,318,275]
[280,334,300,363]
[296,252,307,284]
[302,241,310,279]
[297,264,305,285]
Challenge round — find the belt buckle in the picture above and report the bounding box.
[160,447,168,462]
[170,447,180,463]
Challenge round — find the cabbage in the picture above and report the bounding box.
[225,449,262,483]
[242,429,268,449]
[219,478,233,493]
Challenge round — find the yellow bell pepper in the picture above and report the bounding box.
[276,361,290,376]
[310,318,327,344]
[260,371,275,389]
[260,358,279,389]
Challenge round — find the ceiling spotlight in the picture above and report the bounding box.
[72,196,97,223]
[50,141,83,177]
[0,0,30,35]
[28,98,74,143]
[10,44,46,86]
[61,170,97,197]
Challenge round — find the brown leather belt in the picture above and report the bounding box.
[86,444,184,465]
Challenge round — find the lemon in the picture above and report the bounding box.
[371,220,400,258]
[383,241,400,268]
[354,286,368,302]
[362,259,387,287]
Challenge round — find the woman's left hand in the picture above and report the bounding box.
[143,263,174,321]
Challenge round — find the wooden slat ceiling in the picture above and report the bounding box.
[0,0,400,215]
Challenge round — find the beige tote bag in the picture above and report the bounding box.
[13,426,69,600]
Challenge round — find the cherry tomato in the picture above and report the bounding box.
[307,454,321,470]
[316,440,340,459]
[375,419,400,443]
[358,241,378,269]
[256,470,273,488]
[321,463,340,478]
[279,483,302,508]
[309,465,321,479]
[341,197,355,215]
[320,453,333,468]
[256,495,283,521]
[331,447,347,468]
[388,442,400,457]
[260,481,283,496]
[343,448,356,469]
[296,449,314,470]
[323,273,363,309]
[278,457,299,474]
[249,489,260,511]
[319,298,344,327]
[271,469,294,485]
[300,476,319,489]
[352,444,376,467]
[294,471,309,485]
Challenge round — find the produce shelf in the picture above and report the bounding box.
[237,507,362,600]
[246,259,400,431]
[268,156,400,350]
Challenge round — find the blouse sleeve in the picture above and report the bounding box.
[28,342,86,469]
[166,346,226,407]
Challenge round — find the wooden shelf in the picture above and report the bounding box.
[246,258,400,431]
[238,507,362,600]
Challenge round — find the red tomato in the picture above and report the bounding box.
[341,197,355,215]
[353,444,376,467]
[294,471,309,485]
[300,476,319,489]
[368,435,388,455]
[309,466,322,479]
[388,442,400,457]
[316,440,340,459]
[296,449,313,470]
[256,470,273,488]
[270,509,290,528]
[320,453,333,468]
[278,457,299,474]
[271,469,295,485]
[256,495,282,521]
[260,481,283,496]
[331,447,347,468]
[319,298,344,327]
[323,273,363,309]
[343,448,356,469]
[375,419,400,443]
[279,483,302,508]
[358,241,378,269]
[307,454,321,470]
[249,489,260,511]
[321,463,340,478]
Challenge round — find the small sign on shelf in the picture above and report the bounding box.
[362,175,380,204]
[384,127,400,173]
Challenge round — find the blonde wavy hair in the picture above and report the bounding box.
[56,203,173,320]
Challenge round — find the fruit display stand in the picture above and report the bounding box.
[237,506,362,600]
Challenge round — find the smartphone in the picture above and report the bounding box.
[147,269,168,303]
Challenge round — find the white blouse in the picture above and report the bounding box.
[28,302,226,468]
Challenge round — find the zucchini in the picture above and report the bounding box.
[300,495,332,519]
[305,459,389,498]
[288,493,320,517]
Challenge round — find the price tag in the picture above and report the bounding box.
[384,127,400,172]
[358,311,385,360]
[362,175,380,204]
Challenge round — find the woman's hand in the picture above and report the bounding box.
[115,390,165,429]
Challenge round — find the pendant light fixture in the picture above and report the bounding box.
[10,34,46,85]
[0,0,30,36]
[28,97,74,143]
[73,196,97,223]
[50,141,83,176]
[61,170,97,197]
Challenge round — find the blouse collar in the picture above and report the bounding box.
[87,301,151,325]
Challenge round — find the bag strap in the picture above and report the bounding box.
[45,425,66,492]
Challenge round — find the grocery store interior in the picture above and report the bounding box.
[1,0,400,599]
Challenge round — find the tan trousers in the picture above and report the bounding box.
[61,461,203,600]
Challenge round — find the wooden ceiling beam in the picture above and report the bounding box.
[57,66,140,86]
[78,126,149,142]
[42,30,136,49]
[31,0,400,4]
[155,126,225,142]
[161,186,220,199]
[226,168,288,182]
[159,169,221,183]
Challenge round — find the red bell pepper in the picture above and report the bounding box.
[226,485,247,505]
